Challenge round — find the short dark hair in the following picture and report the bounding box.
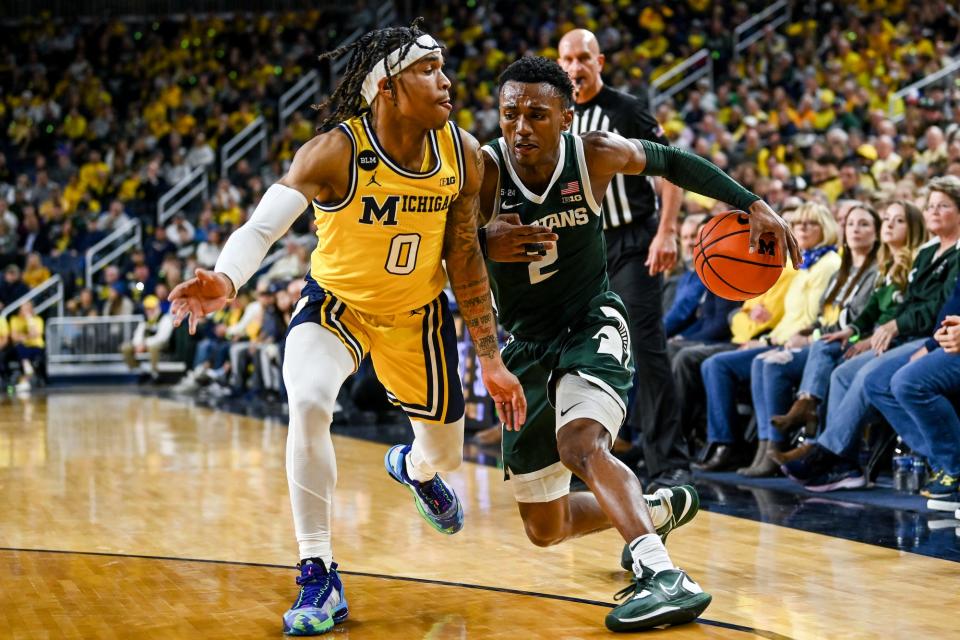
[498,56,574,109]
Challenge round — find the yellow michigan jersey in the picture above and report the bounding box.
[289,114,466,424]
[309,113,465,315]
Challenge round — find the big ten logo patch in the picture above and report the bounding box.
[357,149,379,171]
[561,194,583,203]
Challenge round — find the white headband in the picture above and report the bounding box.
[360,34,442,105]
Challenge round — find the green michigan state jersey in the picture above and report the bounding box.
[484,132,609,341]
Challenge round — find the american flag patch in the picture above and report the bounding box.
[560,181,580,195]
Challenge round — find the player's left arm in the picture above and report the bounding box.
[444,130,527,429]
[583,131,801,268]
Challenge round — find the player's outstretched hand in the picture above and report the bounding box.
[485,214,558,262]
[169,269,234,335]
[747,200,801,269]
[482,361,527,431]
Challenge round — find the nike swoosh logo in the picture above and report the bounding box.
[661,575,684,596]
[559,402,583,417]
[501,202,523,210]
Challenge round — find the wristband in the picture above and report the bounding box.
[478,226,489,259]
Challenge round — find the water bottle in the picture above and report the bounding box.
[893,455,912,493]
[907,456,926,494]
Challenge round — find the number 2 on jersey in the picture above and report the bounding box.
[385,233,421,275]
[528,243,559,284]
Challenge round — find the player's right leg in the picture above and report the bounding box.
[281,318,359,636]
[369,293,467,534]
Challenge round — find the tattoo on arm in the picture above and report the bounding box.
[444,155,500,361]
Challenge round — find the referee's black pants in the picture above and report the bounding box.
[605,219,690,478]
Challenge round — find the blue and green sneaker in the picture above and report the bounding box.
[282,560,348,636]
[385,444,464,535]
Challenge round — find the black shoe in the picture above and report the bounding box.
[781,443,840,482]
[692,444,743,472]
[648,467,693,491]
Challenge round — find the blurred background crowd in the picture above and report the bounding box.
[1,0,959,497]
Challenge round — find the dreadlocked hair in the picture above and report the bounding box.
[314,17,441,131]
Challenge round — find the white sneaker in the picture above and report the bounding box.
[15,378,31,393]
[927,497,960,512]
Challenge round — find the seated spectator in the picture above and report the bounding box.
[663,215,708,339]
[95,200,132,234]
[10,301,44,392]
[195,228,222,270]
[145,226,177,273]
[675,266,799,458]
[21,252,51,289]
[165,213,196,249]
[263,237,309,284]
[121,295,174,382]
[664,214,741,349]
[0,219,18,266]
[18,208,50,256]
[864,277,960,507]
[186,133,215,170]
[783,176,960,491]
[127,264,156,303]
[0,265,29,309]
[746,202,882,476]
[771,200,926,438]
[696,203,841,471]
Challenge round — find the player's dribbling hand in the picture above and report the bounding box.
[747,200,802,269]
[169,269,234,335]
[485,214,558,262]
[482,362,527,431]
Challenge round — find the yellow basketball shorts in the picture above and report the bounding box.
[288,274,464,424]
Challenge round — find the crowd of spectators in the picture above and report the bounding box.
[1,2,960,500]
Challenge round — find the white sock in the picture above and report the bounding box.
[629,533,675,575]
[645,493,670,530]
[405,453,435,483]
[299,533,333,568]
[406,417,465,483]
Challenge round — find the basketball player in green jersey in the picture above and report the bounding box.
[479,57,796,632]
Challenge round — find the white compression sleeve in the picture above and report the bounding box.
[214,183,309,292]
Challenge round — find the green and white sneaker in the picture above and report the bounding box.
[620,485,700,571]
[606,568,711,632]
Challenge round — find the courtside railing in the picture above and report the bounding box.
[889,58,960,122]
[85,219,142,290]
[157,165,208,227]
[649,48,712,109]
[220,115,269,182]
[46,315,142,365]
[1,274,64,319]
[733,0,791,60]
[278,69,322,131]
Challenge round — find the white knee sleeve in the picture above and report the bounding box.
[283,322,354,563]
[555,374,625,442]
[407,417,465,479]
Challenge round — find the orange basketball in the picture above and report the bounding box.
[694,211,783,301]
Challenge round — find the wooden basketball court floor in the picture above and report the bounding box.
[1,392,957,639]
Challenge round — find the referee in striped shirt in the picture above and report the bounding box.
[557,29,691,489]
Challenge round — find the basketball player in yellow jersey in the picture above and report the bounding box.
[168,20,525,636]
